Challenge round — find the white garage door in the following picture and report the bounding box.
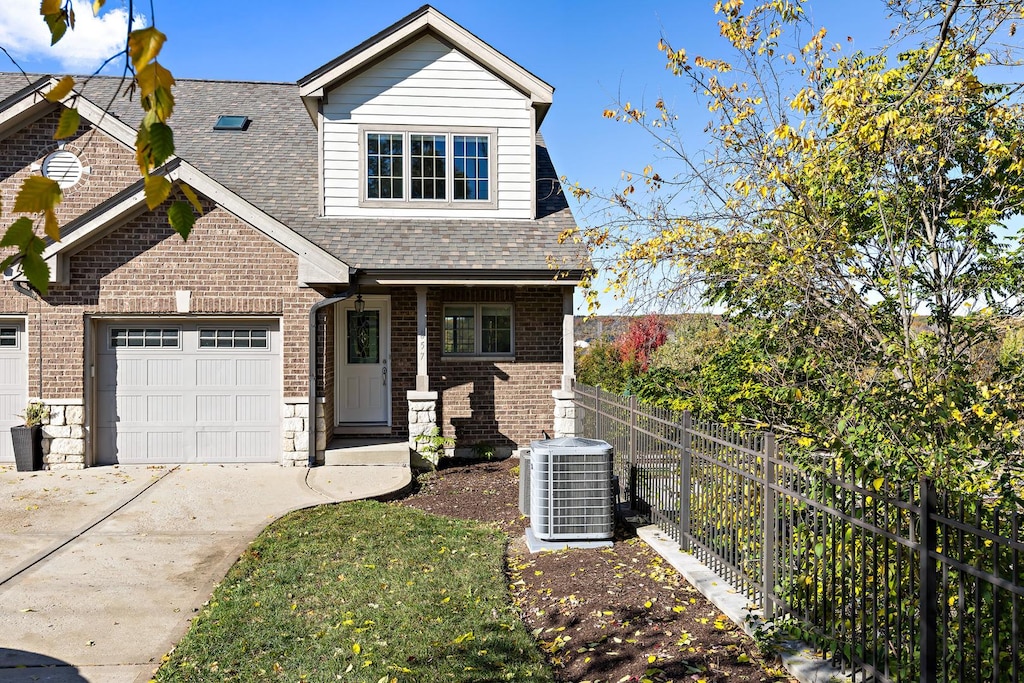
[0,321,27,463]
[96,320,281,464]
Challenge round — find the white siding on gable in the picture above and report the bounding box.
[322,35,534,219]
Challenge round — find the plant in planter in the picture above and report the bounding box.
[11,401,48,472]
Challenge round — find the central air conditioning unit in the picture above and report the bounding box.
[528,437,614,543]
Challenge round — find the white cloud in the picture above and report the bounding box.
[0,1,142,72]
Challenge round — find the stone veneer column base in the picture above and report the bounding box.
[282,398,326,467]
[552,390,576,438]
[40,400,86,470]
[407,390,439,465]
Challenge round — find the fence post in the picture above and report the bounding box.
[595,386,602,440]
[628,395,638,510]
[919,476,938,683]
[762,432,777,620]
[679,410,692,551]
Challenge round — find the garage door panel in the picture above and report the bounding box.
[237,394,273,422]
[0,322,26,463]
[237,359,273,386]
[0,392,23,425]
[114,358,147,386]
[236,431,275,459]
[196,394,234,422]
[146,431,184,457]
[114,394,150,423]
[146,358,185,387]
[146,394,184,422]
[195,359,235,386]
[96,321,280,464]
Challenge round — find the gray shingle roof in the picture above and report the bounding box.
[0,72,586,275]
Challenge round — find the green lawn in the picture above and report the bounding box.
[155,501,553,683]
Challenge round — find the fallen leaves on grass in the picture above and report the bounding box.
[398,458,796,683]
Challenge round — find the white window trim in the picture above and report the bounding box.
[198,327,272,351]
[0,325,21,349]
[442,303,514,358]
[108,327,182,351]
[358,125,497,209]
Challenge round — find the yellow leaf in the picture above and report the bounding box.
[135,62,175,101]
[128,26,166,71]
[41,0,62,14]
[352,642,361,655]
[14,176,62,214]
[180,182,203,213]
[872,477,884,492]
[144,175,172,210]
[43,210,60,241]
[54,108,80,139]
[647,655,656,663]
[92,0,105,15]
[45,76,75,103]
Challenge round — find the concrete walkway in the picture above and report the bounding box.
[0,462,410,683]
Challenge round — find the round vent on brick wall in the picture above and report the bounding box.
[41,150,84,189]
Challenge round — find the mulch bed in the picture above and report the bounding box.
[395,457,796,683]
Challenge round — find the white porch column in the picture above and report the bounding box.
[416,286,429,392]
[561,286,575,391]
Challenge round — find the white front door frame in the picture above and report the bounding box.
[335,295,392,430]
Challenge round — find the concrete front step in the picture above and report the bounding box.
[324,438,410,466]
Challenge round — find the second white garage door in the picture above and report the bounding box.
[95,320,281,464]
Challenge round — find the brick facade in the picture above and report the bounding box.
[0,111,140,227]
[0,115,569,467]
[334,286,561,449]
[0,200,323,401]
[430,287,562,450]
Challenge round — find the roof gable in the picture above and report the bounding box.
[298,5,553,126]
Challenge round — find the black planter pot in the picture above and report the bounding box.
[11,425,42,472]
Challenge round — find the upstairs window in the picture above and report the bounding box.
[366,133,404,200]
[453,135,489,201]
[362,128,495,208]
[410,134,446,200]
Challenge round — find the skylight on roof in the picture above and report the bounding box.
[213,115,251,131]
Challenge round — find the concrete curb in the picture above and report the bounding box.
[637,525,851,683]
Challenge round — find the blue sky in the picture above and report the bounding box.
[0,1,899,312]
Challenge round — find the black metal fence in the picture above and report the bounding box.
[573,381,1024,683]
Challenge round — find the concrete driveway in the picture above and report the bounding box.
[0,463,410,683]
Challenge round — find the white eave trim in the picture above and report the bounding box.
[298,7,553,108]
[360,271,582,287]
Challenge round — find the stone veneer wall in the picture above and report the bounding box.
[39,401,85,469]
[552,390,576,438]
[282,399,327,466]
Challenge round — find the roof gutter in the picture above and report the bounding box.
[307,277,358,467]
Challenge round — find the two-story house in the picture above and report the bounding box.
[0,5,585,469]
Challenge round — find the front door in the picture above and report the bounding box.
[336,296,391,426]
